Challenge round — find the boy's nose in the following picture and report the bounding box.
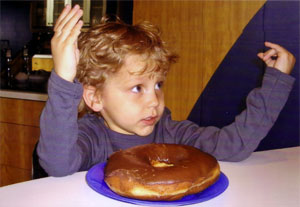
[147,90,159,108]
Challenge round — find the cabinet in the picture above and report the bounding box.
[31,0,106,29]
[0,97,45,186]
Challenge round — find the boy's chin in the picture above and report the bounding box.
[134,126,155,137]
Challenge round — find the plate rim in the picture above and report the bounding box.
[86,162,229,206]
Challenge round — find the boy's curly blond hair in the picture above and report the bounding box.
[76,17,178,114]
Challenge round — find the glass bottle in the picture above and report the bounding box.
[22,45,31,75]
[6,49,13,88]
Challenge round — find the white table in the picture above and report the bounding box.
[0,147,299,207]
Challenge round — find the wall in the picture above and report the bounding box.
[133,0,266,121]
[0,1,32,57]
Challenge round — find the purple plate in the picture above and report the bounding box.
[86,162,228,206]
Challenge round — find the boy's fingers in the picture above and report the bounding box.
[63,8,83,31]
[264,58,274,66]
[257,53,264,60]
[65,20,83,45]
[59,10,83,41]
[55,5,81,34]
[262,48,278,61]
[257,52,274,67]
[54,5,71,32]
[264,42,287,53]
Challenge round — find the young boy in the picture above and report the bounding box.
[37,5,296,176]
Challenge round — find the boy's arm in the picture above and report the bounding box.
[37,5,87,176]
[38,70,85,176]
[164,43,296,161]
[203,67,295,161]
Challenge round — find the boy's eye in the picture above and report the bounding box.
[155,81,164,90]
[132,85,142,93]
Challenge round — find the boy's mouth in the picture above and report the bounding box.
[142,116,158,126]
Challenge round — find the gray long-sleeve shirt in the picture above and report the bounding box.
[38,67,295,176]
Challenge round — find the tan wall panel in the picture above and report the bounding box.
[133,0,266,120]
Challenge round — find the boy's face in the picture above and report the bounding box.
[99,54,165,136]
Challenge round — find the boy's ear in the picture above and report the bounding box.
[82,85,103,112]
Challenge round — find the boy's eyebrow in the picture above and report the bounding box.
[122,73,166,86]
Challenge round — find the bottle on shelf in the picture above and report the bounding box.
[6,48,13,88]
[22,45,31,75]
[15,45,31,89]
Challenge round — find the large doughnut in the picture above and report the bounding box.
[104,143,220,201]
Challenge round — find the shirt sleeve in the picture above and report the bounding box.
[161,67,295,161]
[37,70,88,176]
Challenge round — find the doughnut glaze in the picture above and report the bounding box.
[104,143,220,201]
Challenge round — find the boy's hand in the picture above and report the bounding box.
[257,42,296,74]
[51,4,83,82]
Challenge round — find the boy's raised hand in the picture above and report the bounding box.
[51,5,83,82]
[257,42,296,74]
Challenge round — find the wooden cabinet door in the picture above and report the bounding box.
[0,98,45,186]
[0,98,45,127]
